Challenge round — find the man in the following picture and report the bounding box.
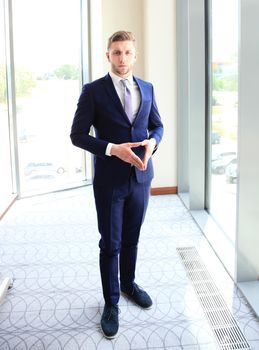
[70,31,163,338]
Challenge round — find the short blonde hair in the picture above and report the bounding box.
[107,31,136,51]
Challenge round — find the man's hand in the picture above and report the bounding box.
[140,138,156,170]
[111,142,145,170]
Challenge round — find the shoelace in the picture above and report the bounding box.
[132,283,144,296]
[106,306,120,320]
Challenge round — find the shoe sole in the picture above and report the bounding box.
[101,327,118,339]
[121,291,153,309]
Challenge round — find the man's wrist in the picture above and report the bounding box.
[105,143,114,156]
[149,138,156,148]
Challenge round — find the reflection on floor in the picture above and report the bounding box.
[0,186,259,350]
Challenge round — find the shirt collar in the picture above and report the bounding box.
[109,71,134,86]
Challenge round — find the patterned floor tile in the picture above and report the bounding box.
[0,186,257,349]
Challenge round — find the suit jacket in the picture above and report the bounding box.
[70,73,164,186]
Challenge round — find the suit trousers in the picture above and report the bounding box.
[93,168,151,306]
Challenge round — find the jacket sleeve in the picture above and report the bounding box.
[148,85,164,151]
[70,84,108,159]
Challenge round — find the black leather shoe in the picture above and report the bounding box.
[100,304,119,339]
[121,283,153,309]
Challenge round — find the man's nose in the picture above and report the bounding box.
[119,53,127,62]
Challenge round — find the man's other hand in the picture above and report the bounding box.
[111,142,145,170]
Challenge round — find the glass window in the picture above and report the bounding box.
[0,0,15,215]
[207,0,238,240]
[12,0,91,196]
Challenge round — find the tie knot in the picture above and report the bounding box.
[121,79,129,88]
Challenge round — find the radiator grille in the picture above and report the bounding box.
[177,246,250,350]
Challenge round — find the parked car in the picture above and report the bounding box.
[211,152,236,174]
[225,158,237,183]
[24,162,65,176]
[211,151,236,161]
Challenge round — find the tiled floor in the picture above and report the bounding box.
[0,186,259,350]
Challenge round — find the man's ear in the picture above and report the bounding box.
[106,52,110,62]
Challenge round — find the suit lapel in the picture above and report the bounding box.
[102,74,147,126]
[102,74,131,124]
[133,77,144,124]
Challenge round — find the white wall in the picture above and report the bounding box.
[143,0,177,188]
[90,0,177,188]
[101,0,145,77]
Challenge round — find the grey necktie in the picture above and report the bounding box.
[121,79,134,123]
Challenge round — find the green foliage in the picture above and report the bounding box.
[212,121,223,135]
[0,63,79,104]
[15,69,37,97]
[0,65,37,103]
[213,75,238,92]
[54,64,79,80]
[0,65,7,103]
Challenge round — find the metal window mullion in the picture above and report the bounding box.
[4,0,20,197]
[80,0,93,182]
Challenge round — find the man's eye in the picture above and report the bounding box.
[113,51,121,56]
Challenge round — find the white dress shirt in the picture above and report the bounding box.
[105,71,141,156]
[109,71,141,118]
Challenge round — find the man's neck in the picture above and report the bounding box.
[110,70,133,80]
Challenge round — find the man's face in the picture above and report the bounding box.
[106,40,136,78]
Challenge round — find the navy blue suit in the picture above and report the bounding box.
[70,73,163,305]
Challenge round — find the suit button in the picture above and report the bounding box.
[131,126,134,131]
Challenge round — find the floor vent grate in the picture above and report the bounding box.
[177,246,250,350]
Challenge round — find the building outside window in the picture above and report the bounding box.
[207,0,239,242]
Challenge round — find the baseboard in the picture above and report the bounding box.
[151,186,178,195]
